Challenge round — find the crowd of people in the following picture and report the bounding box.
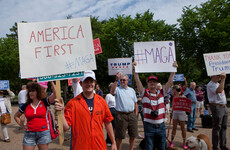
[0,64,229,150]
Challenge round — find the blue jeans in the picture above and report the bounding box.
[144,122,166,150]
[187,103,197,130]
[23,129,51,146]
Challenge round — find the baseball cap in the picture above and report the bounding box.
[80,71,96,82]
[147,75,158,82]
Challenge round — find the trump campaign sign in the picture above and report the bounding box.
[18,17,96,79]
[134,41,177,73]
[203,51,230,76]
[108,58,132,75]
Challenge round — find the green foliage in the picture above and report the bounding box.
[0,37,22,92]
[93,10,176,90]
[2,0,230,94]
[176,0,230,84]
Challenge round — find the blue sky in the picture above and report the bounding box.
[0,0,209,37]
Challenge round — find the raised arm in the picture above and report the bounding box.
[133,62,144,94]
[216,72,226,93]
[7,89,15,99]
[184,77,188,88]
[164,61,178,93]
[48,81,57,104]
[110,72,121,95]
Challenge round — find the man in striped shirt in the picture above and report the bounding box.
[133,61,178,150]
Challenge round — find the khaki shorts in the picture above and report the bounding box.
[115,111,138,139]
[172,111,186,121]
[197,101,204,109]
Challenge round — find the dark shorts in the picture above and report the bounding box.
[115,111,138,139]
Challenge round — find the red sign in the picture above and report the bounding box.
[68,78,80,86]
[172,97,191,113]
[68,79,72,86]
[93,38,102,55]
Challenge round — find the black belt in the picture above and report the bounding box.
[210,103,226,108]
[192,102,196,104]
[116,111,134,114]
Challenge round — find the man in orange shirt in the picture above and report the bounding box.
[55,71,117,150]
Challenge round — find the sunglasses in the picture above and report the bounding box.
[120,79,127,82]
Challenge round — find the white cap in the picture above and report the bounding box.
[80,71,96,82]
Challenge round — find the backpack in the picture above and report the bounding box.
[47,108,59,140]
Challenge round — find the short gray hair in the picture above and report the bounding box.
[120,74,129,81]
[22,85,26,89]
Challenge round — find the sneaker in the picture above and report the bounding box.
[187,129,194,133]
[192,128,198,131]
[183,143,188,149]
[107,143,112,147]
[169,142,174,148]
[4,139,10,143]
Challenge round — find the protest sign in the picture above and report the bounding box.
[0,80,9,90]
[18,17,96,79]
[68,78,80,86]
[203,51,230,76]
[172,97,191,113]
[173,74,184,82]
[93,38,102,55]
[134,41,177,73]
[37,72,84,82]
[108,58,132,75]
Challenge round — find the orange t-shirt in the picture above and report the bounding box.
[64,93,113,150]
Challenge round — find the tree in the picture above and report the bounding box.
[176,0,230,83]
[0,37,21,92]
[94,10,176,90]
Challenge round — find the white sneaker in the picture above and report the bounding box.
[107,143,112,147]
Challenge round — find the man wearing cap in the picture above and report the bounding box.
[110,73,138,150]
[207,72,229,150]
[54,71,117,150]
[133,61,177,150]
[184,82,198,132]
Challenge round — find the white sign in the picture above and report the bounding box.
[134,41,177,73]
[203,51,230,76]
[108,58,132,75]
[18,17,96,79]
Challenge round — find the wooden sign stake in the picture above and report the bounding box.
[56,80,64,146]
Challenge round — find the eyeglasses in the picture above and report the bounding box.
[120,79,127,82]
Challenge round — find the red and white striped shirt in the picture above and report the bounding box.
[141,88,167,124]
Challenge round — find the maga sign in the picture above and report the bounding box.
[172,97,191,113]
[18,17,96,79]
[203,51,230,76]
[134,41,176,73]
[108,58,132,75]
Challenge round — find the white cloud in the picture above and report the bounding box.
[0,0,208,37]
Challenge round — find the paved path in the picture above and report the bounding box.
[0,105,229,150]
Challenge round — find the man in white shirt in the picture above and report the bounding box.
[18,85,27,107]
[17,85,27,130]
[207,72,229,150]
